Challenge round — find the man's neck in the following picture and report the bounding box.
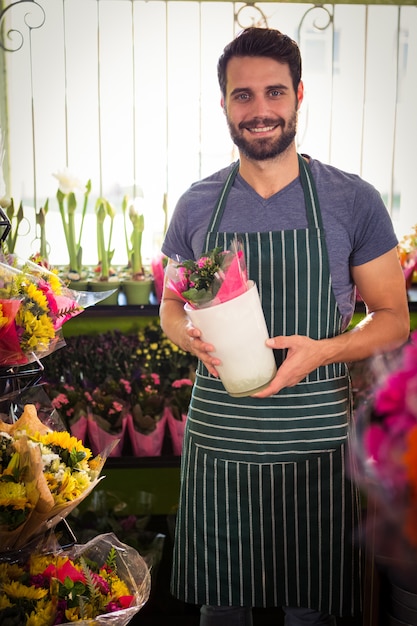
[238,148,300,199]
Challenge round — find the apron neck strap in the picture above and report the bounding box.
[297,154,323,230]
[208,161,240,236]
[205,155,323,248]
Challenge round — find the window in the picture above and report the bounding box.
[1,0,416,267]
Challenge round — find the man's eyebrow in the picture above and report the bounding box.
[230,84,289,97]
[266,83,289,91]
[230,87,252,97]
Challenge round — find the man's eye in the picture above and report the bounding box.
[270,89,282,97]
[235,93,250,101]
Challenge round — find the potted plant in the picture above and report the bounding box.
[165,377,194,455]
[53,168,91,285]
[89,196,120,305]
[34,199,49,262]
[121,194,153,305]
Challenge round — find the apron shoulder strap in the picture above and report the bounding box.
[297,154,323,230]
[204,162,239,250]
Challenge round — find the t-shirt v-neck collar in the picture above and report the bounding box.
[235,171,302,207]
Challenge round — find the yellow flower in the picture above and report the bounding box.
[110,577,131,598]
[16,309,55,352]
[0,481,28,510]
[48,270,63,295]
[0,593,13,610]
[88,456,102,473]
[0,562,24,582]
[26,600,55,626]
[65,606,83,621]
[2,580,48,600]
[0,303,8,329]
[2,450,21,476]
[30,554,67,576]
[50,468,90,505]
[24,281,48,310]
[38,431,92,460]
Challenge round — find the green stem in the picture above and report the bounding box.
[107,214,114,263]
[132,229,142,275]
[67,192,79,272]
[57,189,70,252]
[96,200,108,279]
[131,212,144,276]
[122,195,130,263]
[77,179,91,250]
[38,200,49,260]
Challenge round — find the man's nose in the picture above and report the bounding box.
[250,95,273,118]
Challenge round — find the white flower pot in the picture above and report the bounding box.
[185,280,277,397]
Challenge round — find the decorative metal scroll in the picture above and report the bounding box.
[297,4,334,42]
[235,3,269,29]
[0,0,45,52]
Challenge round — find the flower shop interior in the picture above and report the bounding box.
[1,0,417,625]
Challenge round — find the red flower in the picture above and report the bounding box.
[118,595,135,608]
[43,559,86,584]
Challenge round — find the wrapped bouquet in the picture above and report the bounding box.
[166,239,248,309]
[0,404,110,551]
[0,532,151,625]
[0,254,104,368]
[351,330,417,583]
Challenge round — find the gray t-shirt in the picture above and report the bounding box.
[162,157,398,329]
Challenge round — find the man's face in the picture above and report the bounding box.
[221,56,303,161]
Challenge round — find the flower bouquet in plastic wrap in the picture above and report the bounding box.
[165,238,276,396]
[0,404,114,552]
[0,253,110,368]
[350,329,417,589]
[0,531,151,625]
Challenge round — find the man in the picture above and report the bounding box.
[159,27,409,626]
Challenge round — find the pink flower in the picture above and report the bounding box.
[120,378,132,394]
[197,256,210,268]
[51,393,69,409]
[365,423,409,488]
[142,372,160,386]
[172,378,193,389]
[92,572,110,594]
[406,375,417,419]
[176,265,190,290]
[374,370,411,415]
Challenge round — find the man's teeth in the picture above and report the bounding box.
[249,126,275,133]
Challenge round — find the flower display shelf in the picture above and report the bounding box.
[0,358,45,416]
[0,207,11,243]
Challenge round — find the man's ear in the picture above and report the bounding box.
[220,96,226,114]
[297,80,304,110]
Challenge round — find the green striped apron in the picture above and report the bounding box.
[171,156,362,616]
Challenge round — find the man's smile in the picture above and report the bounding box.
[247,125,277,133]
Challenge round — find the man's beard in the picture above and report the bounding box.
[226,110,298,161]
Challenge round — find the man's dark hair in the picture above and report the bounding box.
[217,27,302,97]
